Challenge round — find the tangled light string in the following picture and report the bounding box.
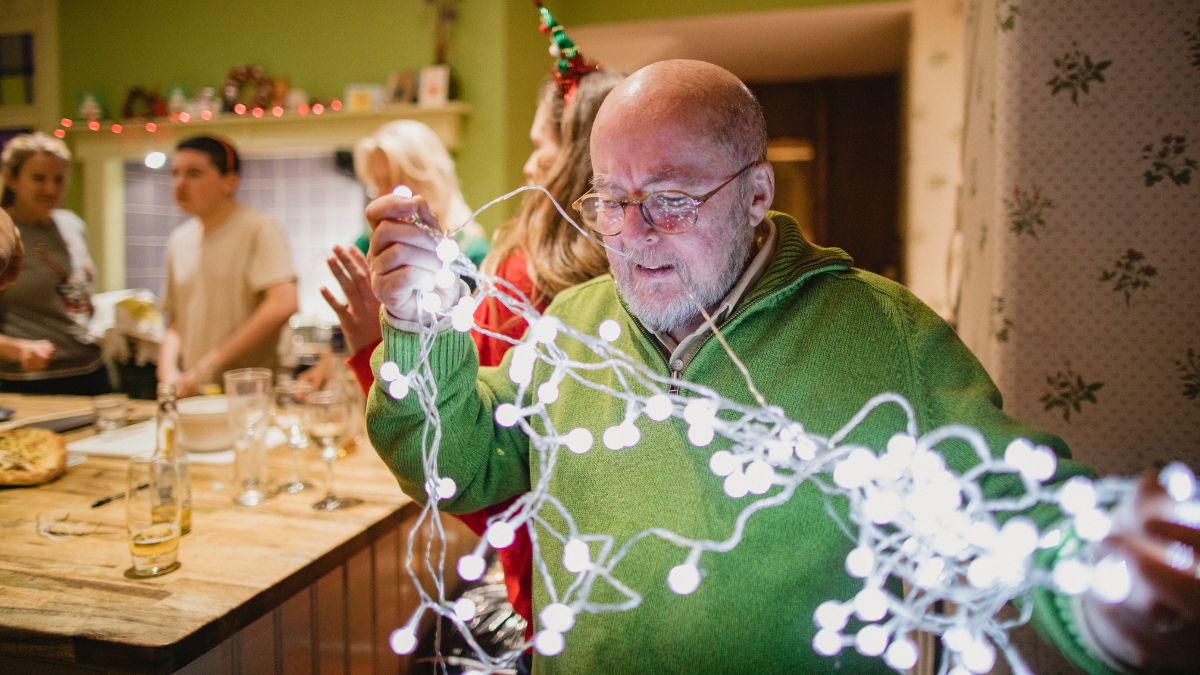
[376,185,1200,674]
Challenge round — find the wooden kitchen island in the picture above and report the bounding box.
[0,395,477,675]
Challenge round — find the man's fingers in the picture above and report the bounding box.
[320,287,354,324]
[326,255,359,302]
[1105,533,1200,620]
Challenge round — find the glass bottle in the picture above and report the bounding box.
[328,326,363,456]
[155,382,192,535]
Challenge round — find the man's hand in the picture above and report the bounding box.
[1079,466,1200,672]
[365,193,459,326]
[12,339,55,371]
[321,244,382,354]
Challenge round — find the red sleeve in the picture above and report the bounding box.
[346,340,380,396]
[471,250,548,368]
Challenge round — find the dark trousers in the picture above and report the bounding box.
[0,367,113,396]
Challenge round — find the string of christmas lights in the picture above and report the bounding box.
[374,185,1198,674]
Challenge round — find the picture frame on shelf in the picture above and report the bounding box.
[417,65,450,108]
[386,70,419,104]
[344,84,385,112]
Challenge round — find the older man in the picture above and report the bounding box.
[365,61,1198,674]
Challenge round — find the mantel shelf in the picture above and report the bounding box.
[67,101,470,160]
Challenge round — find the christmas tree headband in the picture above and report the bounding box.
[533,1,601,105]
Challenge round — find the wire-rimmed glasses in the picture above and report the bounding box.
[273,380,314,494]
[308,390,363,511]
[572,161,760,237]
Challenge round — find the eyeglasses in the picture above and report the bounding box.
[572,161,760,237]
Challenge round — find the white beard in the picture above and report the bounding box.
[611,220,753,335]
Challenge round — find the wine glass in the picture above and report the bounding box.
[274,380,314,494]
[223,368,273,506]
[308,390,363,511]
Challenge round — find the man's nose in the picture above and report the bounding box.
[621,201,659,242]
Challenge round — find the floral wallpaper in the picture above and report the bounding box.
[954,1,1200,671]
[957,0,1200,486]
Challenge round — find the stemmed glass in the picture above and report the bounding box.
[308,390,363,511]
[273,380,314,494]
[223,368,273,506]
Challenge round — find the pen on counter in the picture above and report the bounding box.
[91,483,148,508]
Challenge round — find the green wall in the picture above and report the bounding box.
[56,0,884,228]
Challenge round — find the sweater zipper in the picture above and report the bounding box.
[669,358,684,395]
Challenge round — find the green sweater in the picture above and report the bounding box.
[367,212,1109,674]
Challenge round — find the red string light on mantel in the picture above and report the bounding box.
[200,110,212,120]
[271,106,283,117]
[298,103,310,116]
[88,120,100,131]
[179,112,191,123]
[330,99,342,111]
[111,124,123,134]
[234,103,247,115]
[60,118,72,128]
[312,103,324,115]
[54,129,66,138]
[252,107,264,118]
[146,122,157,132]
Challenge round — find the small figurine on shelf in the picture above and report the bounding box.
[77,92,103,120]
[284,89,309,113]
[191,87,221,120]
[270,76,291,108]
[166,85,190,115]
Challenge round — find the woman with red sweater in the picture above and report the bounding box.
[324,67,623,650]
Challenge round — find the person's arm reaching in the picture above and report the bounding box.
[364,191,530,513]
[177,280,298,397]
[0,334,55,371]
[157,321,182,385]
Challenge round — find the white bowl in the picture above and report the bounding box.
[176,395,233,451]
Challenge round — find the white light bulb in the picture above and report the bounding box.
[745,460,775,494]
[688,423,715,447]
[1027,446,1058,482]
[487,521,516,549]
[813,628,844,656]
[887,433,917,456]
[645,394,672,421]
[1164,541,1195,571]
[534,629,565,656]
[392,185,413,198]
[885,637,919,670]
[436,476,457,500]
[508,352,535,384]
[845,546,874,578]
[863,490,902,524]
[1173,501,1200,527]
[564,428,593,454]
[909,449,946,481]
[996,517,1039,559]
[854,624,889,656]
[603,425,624,450]
[1053,557,1092,595]
[1092,554,1132,603]
[435,238,460,263]
[598,319,621,342]
[379,361,402,382]
[949,668,972,675]
[667,563,701,594]
[967,556,999,588]
[1004,438,1034,472]
[962,639,996,674]
[495,403,520,427]
[533,317,559,344]
[1058,476,1096,514]
[723,471,750,499]
[1160,462,1197,502]
[453,597,477,621]
[833,447,877,489]
[709,450,737,477]
[683,399,717,425]
[916,557,945,588]
[967,521,998,550]
[419,292,442,314]
[1074,507,1112,542]
[540,602,576,632]
[389,627,417,654]
[563,538,590,573]
[794,437,817,460]
[1039,528,1063,549]
[874,452,905,482]
[854,586,888,621]
[767,440,792,463]
[617,421,641,448]
[537,381,560,404]
[144,151,166,169]
[814,601,849,631]
[388,377,410,400]
[457,554,486,581]
[943,627,972,652]
[434,267,456,289]
[452,305,475,332]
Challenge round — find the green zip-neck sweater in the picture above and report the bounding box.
[367,212,1106,674]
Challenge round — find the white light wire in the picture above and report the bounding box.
[379,186,1188,674]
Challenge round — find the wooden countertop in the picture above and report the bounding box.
[0,394,413,673]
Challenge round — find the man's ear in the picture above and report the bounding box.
[747,161,775,225]
[221,172,241,198]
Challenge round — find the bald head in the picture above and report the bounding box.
[594,60,767,167]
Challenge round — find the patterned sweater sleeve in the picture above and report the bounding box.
[366,322,532,513]
[891,284,1120,675]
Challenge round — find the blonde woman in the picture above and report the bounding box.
[0,132,110,395]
